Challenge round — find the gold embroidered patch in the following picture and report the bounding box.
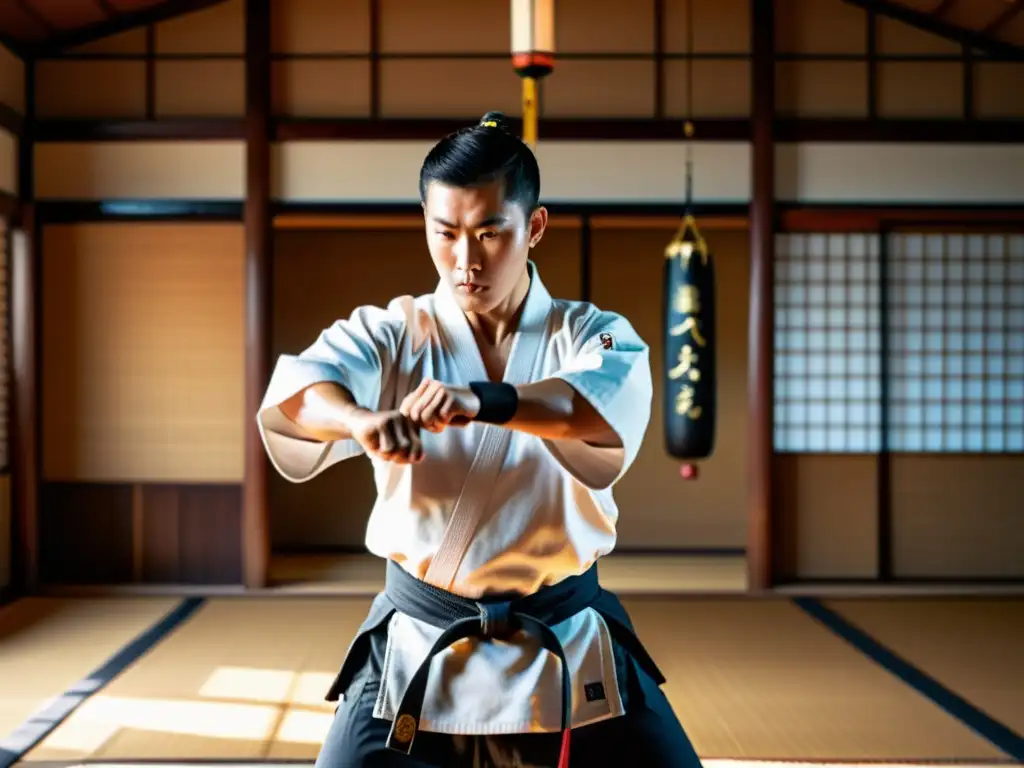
[393,714,417,743]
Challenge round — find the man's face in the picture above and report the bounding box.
[423,179,547,313]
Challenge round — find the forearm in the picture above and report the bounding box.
[505,379,621,446]
[278,381,365,442]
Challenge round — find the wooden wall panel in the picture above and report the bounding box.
[775,0,867,54]
[37,1,246,120]
[664,0,751,53]
[776,62,869,118]
[776,455,878,580]
[589,228,750,549]
[0,475,9,590]
[379,0,507,53]
[269,226,582,550]
[41,223,245,483]
[664,60,752,119]
[975,63,1024,119]
[67,28,147,55]
[556,0,654,53]
[776,452,1024,582]
[155,61,245,118]
[37,481,242,585]
[265,0,762,119]
[0,129,17,196]
[270,0,370,53]
[875,15,960,55]
[877,62,963,119]
[139,484,242,584]
[379,60,520,119]
[154,0,245,54]
[272,61,370,117]
[39,482,134,584]
[891,457,1024,579]
[543,61,656,119]
[774,0,870,119]
[35,61,147,119]
[27,0,999,124]
[0,43,24,114]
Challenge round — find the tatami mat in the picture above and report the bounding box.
[19,598,373,762]
[824,598,1024,736]
[15,597,1013,763]
[624,599,1007,761]
[0,598,182,744]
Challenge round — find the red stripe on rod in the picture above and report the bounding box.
[512,52,554,70]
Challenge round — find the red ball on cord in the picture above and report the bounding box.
[679,463,698,480]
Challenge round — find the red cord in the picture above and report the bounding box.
[557,729,571,768]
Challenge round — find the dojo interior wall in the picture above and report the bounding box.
[38,223,246,585]
[36,217,1023,582]
[20,0,1024,587]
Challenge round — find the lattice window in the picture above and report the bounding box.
[887,233,1024,453]
[774,233,883,453]
[774,230,1024,454]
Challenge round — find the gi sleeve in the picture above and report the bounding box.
[256,299,409,483]
[546,307,653,490]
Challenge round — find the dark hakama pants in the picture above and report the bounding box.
[316,562,704,768]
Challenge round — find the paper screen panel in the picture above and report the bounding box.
[41,223,245,483]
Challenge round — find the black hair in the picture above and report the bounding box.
[418,111,541,213]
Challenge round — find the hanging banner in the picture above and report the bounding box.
[662,241,716,459]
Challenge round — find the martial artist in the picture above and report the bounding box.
[257,112,703,768]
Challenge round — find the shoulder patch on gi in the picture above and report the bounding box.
[584,681,606,702]
[599,332,614,350]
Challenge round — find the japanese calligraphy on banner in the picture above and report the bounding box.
[662,227,717,460]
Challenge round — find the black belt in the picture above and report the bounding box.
[382,560,599,768]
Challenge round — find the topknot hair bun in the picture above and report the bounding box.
[478,111,512,133]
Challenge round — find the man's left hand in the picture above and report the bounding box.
[399,379,481,433]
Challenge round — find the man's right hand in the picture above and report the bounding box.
[346,408,425,464]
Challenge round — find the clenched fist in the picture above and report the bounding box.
[346,408,424,464]
[399,379,481,433]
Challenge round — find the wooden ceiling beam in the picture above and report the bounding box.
[94,0,119,18]
[840,0,1024,59]
[30,0,230,55]
[15,0,58,37]
[984,0,1024,35]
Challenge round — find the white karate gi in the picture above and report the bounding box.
[257,262,652,736]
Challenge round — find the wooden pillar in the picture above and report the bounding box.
[242,0,271,589]
[747,0,775,592]
[11,59,37,594]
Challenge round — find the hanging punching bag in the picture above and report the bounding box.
[663,216,716,460]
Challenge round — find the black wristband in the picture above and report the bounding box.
[469,381,519,424]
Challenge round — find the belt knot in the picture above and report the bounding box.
[478,601,516,639]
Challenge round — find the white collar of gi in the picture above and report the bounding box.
[434,260,553,384]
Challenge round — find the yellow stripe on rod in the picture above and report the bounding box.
[521,76,538,149]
